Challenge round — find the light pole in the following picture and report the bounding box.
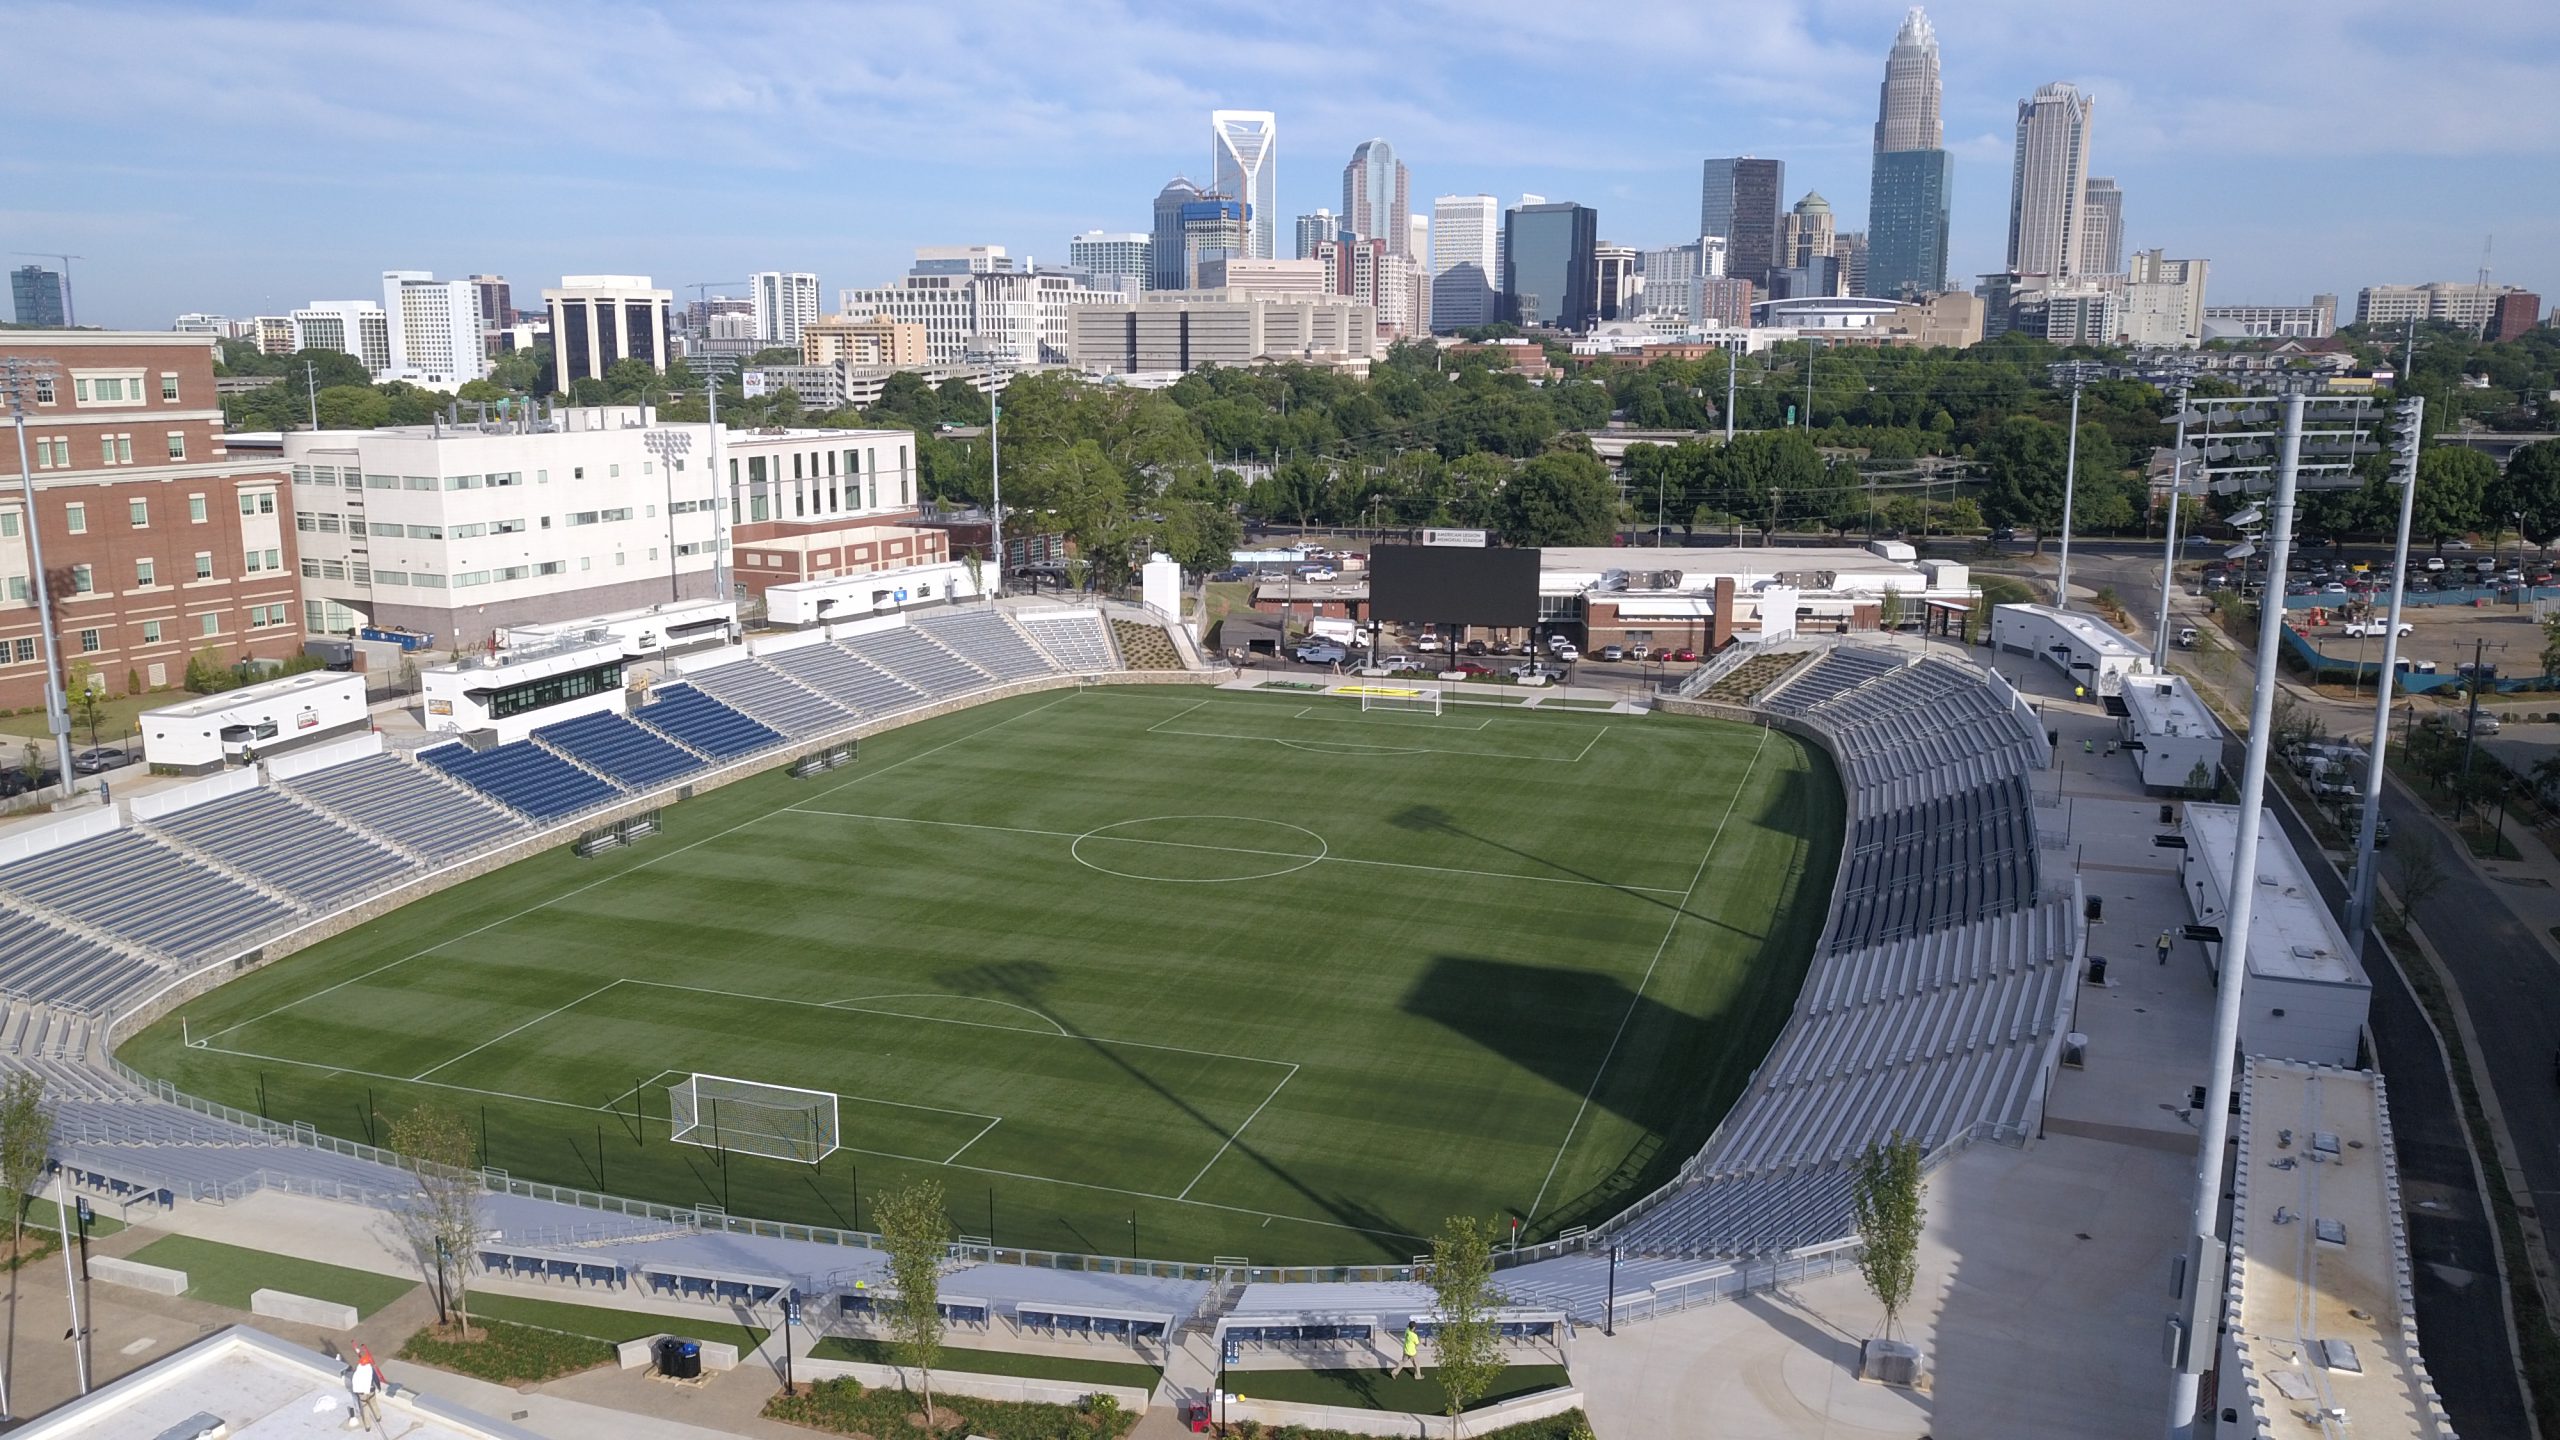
[1,356,74,793]
[2055,364,2094,609]
[705,373,732,607]
[642,429,691,603]
[988,371,1007,593]
[2153,377,2199,670]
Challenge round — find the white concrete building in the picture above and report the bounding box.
[2117,672,2222,792]
[290,300,391,374]
[544,275,673,383]
[2353,281,2526,331]
[742,360,1002,410]
[1070,296,1377,375]
[1991,602,2151,696]
[2120,249,2208,348]
[1218,259,1331,300]
[2201,296,2337,340]
[381,270,486,388]
[749,271,821,347]
[2180,803,2370,1067]
[838,269,1116,366]
[1429,194,1500,332]
[1068,232,1152,293]
[421,631,624,743]
[139,669,369,771]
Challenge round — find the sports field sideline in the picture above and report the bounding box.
[125,686,1841,1265]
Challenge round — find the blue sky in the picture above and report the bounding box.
[7,0,2557,329]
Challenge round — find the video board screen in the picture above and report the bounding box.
[1368,544,1540,627]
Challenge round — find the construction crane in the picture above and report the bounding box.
[685,280,746,322]
[10,252,82,326]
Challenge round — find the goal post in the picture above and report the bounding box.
[1359,688,1443,717]
[668,1073,840,1165]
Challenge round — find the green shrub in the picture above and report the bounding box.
[397,1318,614,1385]
[763,1376,1139,1438]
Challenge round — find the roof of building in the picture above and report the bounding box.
[142,668,360,721]
[1995,602,2148,662]
[2119,673,2223,742]
[12,1326,543,1440]
[2184,802,2363,987]
[2225,1060,2452,1439]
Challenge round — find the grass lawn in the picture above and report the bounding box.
[768,1377,1137,1439]
[809,1335,1158,1390]
[123,687,1838,1265]
[129,1234,415,1317]
[399,1318,614,1385]
[467,1292,766,1355]
[1225,1363,1572,1413]
[12,1196,127,1239]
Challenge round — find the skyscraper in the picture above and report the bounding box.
[2007,82,2096,278]
[1179,196,1250,289]
[1866,8,1953,299]
[1700,157,1784,289]
[1430,194,1500,333]
[1068,232,1152,294]
[9,265,67,327]
[1502,202,1597,331]
[749,272,822,346]
[2079,178,2125,276]
[380,270,486,387]
[1342,139,1410,256]
[1781,192,1837,270]
[1210,110,1277,260]
[1151,177,1205,290]
[1294,210,1338,261]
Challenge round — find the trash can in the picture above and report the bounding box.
[2085,894,2103,922]
[657,1337,701,1379]
[2087,956,2108,986]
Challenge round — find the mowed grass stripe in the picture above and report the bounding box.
[131,687,1835,1263]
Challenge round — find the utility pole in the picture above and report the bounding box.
[1724,348,1738,442]
[2152,378,2196,670]
[2056,369,2087,608]
[2458,636,2488,817]
[2344,396,2424,942]
[2165,393,2309,1439]
[0,356,75,792]
[988,374,1007,592]
[305,360,319,430]
[706,371,730,608]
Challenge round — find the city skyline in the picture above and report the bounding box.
[7,0,2557,326]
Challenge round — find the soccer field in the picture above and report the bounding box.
[123,686,1841,1265]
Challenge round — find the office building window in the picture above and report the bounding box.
[70,564,92,594]
[160,373,179,401]
[135,558,155,587]
[130,497,149,528]
[0,513,14,538]
[189,495,207,523]
[165,431,185,460]
[194,551,213,579]
[201,613,220,637]
[142,620,162,645]
[78,629,101,653]
[116,435,131,464]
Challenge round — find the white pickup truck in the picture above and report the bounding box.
[2339,618,2412,638]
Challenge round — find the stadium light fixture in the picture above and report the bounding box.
[2223,541,2255,562]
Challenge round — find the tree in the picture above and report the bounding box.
[1425,1215,1505,1438]
[386,1104,483,1334]
[1500,449,1616,546]
[184,647,238,696]
[2412,448,2496,551]
[876,1177,950,1421]
[2541,610,2560,683]
[1851,1132,1925,1340]
[0,1072,49,1417]
[64,662,104,748]
[2500,439,2560,551]
[2391,831,2447,922]
[1975,415,2069,547]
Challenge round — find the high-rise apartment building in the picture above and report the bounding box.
[2007,82,2096,278]
[801,314,929,367]
[1835,232,1870,298]
[1294,211,1338,261]
[1067,233,1152,295]
[1503,202,1598,331]
[466,275,513,357]
[1151,178,1205,291]
[0,332,299,708]
[1430,194,1500,333]
[2200,297,2338,340]
[1342,139,1410,255]
[1210,110,1277,261]
[1867,8,1952,300]
[380,271,486,389]
[1178,197,1250,291]
[1593,245,1637,322]
[544,276,673,384]
[2489,290,2545,342]
[1701,157,1785,288]
[2356,282,2539,334]
[750,272,822,347]
[1409,215,1430,269]
[2079,178,2124,276]
[291,301,392,374]
[2122,249,2209,347]
[12,266,70,327]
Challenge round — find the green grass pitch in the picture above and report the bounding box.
[124,687,1840,1265]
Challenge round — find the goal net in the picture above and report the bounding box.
[1360,689,1443,717]
[668,1073,840,1165]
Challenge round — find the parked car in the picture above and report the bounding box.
[2177,626,2200,649]
[0,767,60,797]
[70,747,128,775]
[1598,645,1625,662]
[1451,662,1495,677]
[2444,539,2474,550]
[1627,643,1653,660]
[2340,619,2412,638]
[1292,641,1348,665]
[1665,647,1700,662]
[1551,642,1581,662]
[1463,640,1489,656]
[1378,655,1429,674]
[1509,660,1558,680]
[2424,555,2447,571]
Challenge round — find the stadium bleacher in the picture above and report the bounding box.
[685,657,855,737]
[423,741,624,821]
[0,914,156,1012]
[0,831,293,964]
[151,787,413,909]
[911,609,1053,682]
[284,752,527,860]
[632,684,782,760]
[1016,611,1116,671]
[766,641,924,716]
[841,625,991,697]
[534,711,707,789]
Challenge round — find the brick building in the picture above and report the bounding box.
[1,332,299,709]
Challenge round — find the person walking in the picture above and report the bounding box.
[347,1344,385,1430]
[1390,1321,1422,1379]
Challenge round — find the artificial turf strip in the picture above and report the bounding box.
[1223,1363,1574,1413]
[807,1335,1160,1390]
[125,687,1839,1265]
[464,1291,767,1356]
[129,1234,415,1318]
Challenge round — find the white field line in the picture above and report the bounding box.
[823,992,1069,1036]
[943,1116,1004,1166]
[1520,723,1774,1230]
[1176,1063,1298,1201]
[199,694,1083,1046]
[409,980,625,1082]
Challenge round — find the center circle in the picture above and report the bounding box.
[1069,815,1330,884]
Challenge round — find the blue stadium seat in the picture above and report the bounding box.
[422,741,623,821]
[632,684,782,760]
[533,711,706,788]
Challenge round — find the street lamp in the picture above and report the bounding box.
[0,356,74,794]
[2052,362,2103,609]
[642,429,692,604]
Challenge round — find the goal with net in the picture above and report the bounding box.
[1359,688,1443,717]
[667,1073,840,1164]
